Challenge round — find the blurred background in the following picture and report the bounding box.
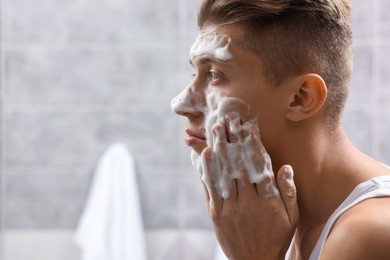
[0,0,389,259]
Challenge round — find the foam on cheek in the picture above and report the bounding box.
[210,121,278,200]
[190,32,233,61]
[203,92,249,148]
[187,91,279,201]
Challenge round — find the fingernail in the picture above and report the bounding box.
[212,124,223,142]
[229,119,240,135]
[241,122,252,136]
[284,165,294,187]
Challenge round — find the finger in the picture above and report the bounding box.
[226,178,238,202]
[241,121,267,187]
[201,147,223,212]
[217,178,239,208]
[212,123,227,153]
[212,123,236,200]
[225,113,242,143]
[241,122,279,198]
[255,174,280,199]
[212,124,228,198]
[237,123,258,197]
[201,181,210,203]
[254,150,280,198]
[276,165,299,225]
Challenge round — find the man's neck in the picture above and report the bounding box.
[294,127,356,229]
[272,124,380,258]
[281,123,390,259]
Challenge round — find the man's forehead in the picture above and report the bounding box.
[198,23,244,41]
[197,26,230,42]
[190,25,235,62]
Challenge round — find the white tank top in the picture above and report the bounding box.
[308,175,390,260]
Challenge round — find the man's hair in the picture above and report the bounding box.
[198,0,353,126]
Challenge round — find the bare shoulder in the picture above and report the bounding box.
[320,197,390,260]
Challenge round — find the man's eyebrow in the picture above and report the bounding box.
[189,57,228,67]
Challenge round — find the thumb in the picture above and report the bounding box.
[277,165,299,225]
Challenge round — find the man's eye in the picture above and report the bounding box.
[208,71,221,81]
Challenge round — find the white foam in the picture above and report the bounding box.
[190,32,233,61]
[191,150,203,176]
[204,117,279,200]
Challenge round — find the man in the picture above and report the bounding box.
[171,0,390,259]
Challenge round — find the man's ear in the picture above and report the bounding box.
[285,73,327,122]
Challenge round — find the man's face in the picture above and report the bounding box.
[171,23,286,156]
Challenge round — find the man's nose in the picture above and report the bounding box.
[171,87,204,118]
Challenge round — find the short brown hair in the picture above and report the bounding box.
[198,0,353,125]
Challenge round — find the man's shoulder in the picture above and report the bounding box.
[320,197,390,259]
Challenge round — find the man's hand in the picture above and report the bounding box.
[200,114,299,260]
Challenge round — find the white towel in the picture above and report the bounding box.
[75,143,147,260]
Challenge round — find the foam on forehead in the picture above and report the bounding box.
[190,32,233,61]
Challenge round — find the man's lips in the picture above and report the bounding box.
[185,129,206,146]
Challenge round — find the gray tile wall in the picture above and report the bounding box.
[0,0,389,259]
[0,0,202,233]
[344,0,390,163]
